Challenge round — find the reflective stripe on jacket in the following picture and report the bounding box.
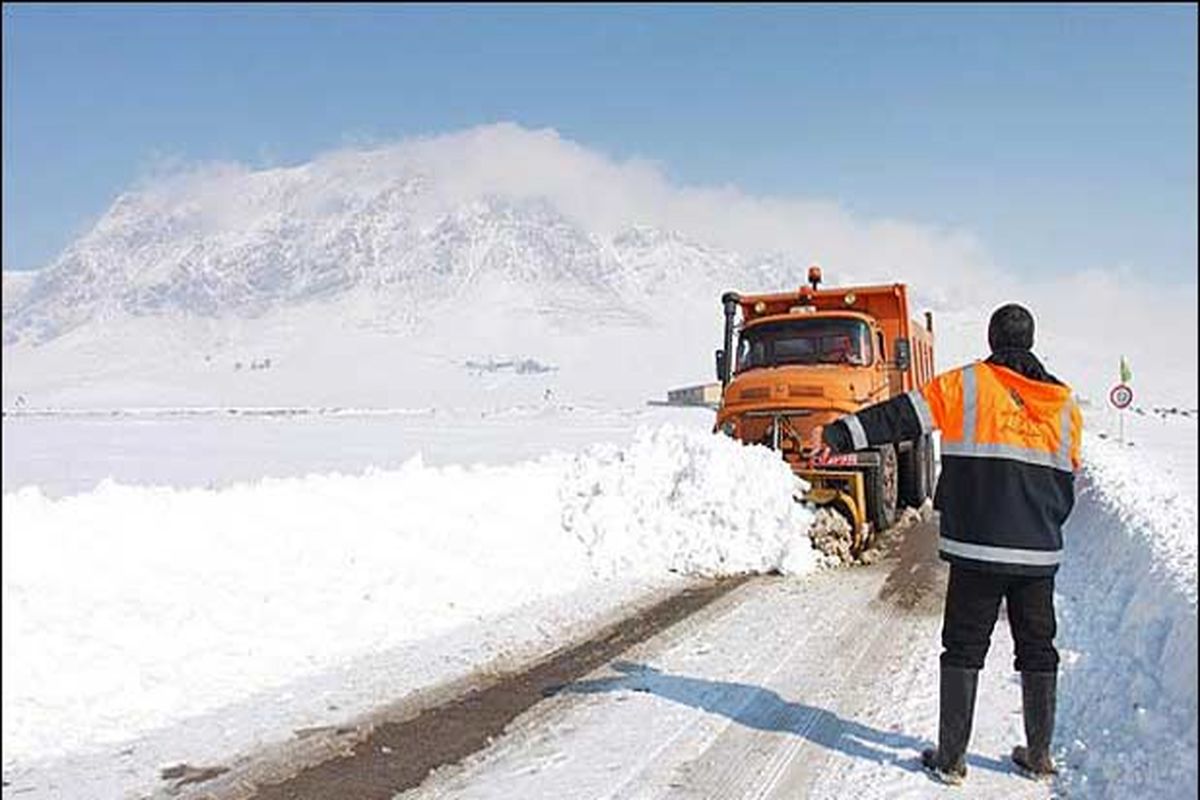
[828,361,1082,575]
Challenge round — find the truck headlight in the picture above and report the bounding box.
[721,420,736,436]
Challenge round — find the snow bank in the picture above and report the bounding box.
[1056,429,1198,798]
[560,426,819,577]
[1,424,818,766]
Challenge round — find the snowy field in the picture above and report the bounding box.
[1,419,822,798]
[1,405,713,497]
[2,404,1196,799]
[1087,404,1198,506]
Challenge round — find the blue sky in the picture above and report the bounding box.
[3,3,1196,282]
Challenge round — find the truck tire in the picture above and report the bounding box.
[899,434,931,508]
[866,443,899,534]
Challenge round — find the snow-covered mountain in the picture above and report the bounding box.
[2,271,36,319]
[4,124,1195,409]
[0,127,818,409]
[2,151,781,347]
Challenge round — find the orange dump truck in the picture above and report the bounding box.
[714,267,935,551]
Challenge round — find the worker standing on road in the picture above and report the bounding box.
[818,304,1082,786]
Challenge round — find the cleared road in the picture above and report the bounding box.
[401,513,1051,799]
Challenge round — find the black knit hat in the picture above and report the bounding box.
[988,303,1035,352]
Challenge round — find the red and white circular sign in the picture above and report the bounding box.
[1109,383,1133,409]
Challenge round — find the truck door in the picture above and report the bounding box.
[872,330,893,397]
[877,330,904,396]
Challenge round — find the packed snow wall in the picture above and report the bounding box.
[1055,433,1198,798]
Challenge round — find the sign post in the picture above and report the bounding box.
[1109,383,1133,444]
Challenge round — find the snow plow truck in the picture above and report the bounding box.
[714,267,936,553]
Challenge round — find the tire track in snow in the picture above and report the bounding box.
[403,514,1049,800]
[242,578,749,800]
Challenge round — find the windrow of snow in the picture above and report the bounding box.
[560,426,819,577]
[0,424,819,766]
[1056,429,1198,798]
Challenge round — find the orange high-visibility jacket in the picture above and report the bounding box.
[828,360,1082,575]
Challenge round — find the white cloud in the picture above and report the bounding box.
[310,123,1006,298]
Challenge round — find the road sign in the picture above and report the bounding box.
[1110,383,1133,410]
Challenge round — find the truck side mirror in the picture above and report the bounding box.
[715,349,728,383]
[894,338,911,371]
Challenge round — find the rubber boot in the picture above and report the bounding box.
[921,666,979,785]
[1012,671,1058,779]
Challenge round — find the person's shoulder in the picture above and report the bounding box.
[929,362,975,385]
[936,362,976,378]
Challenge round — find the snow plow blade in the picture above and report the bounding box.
[798,469,871,552]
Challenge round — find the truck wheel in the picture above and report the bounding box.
[867,444,899,534]
[899,435,931,507]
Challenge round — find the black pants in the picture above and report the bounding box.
[941,565,1059,672]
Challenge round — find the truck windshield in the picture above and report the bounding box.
[737,318,873,370]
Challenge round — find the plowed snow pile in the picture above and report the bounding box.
[1,424,818,765]
[1056,424,1198,798]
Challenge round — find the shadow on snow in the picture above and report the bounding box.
[553,660,1013,779]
